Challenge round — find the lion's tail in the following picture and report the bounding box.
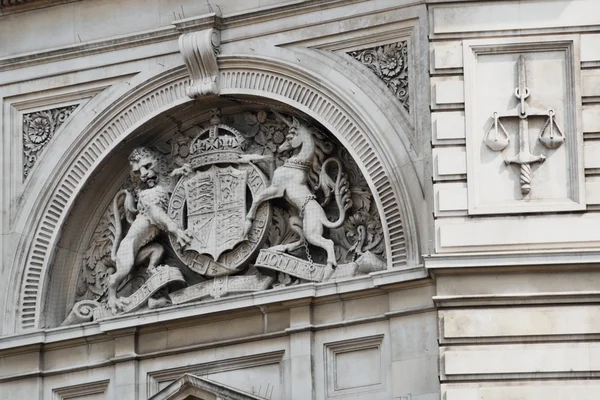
[110,189,133,263]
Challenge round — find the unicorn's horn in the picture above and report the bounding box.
[272,110,293,127]
[291,116,300,129]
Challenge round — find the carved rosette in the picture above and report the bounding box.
[22,105,77,179]
[349,41,409,112]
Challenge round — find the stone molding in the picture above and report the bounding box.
[324,334,385,397]
[0,0,360,72]
[10,53,421,333]
[52,379,109,400]
[150,373,265,400]
[0,267,428,357]
[0,0,81,15]
[147,350,284,397]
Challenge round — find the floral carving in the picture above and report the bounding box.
[349,41,409,112]
[23,105,77,179]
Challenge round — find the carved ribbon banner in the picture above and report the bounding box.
[169,274,274,304]
[254,249,361,282]
[63,266,185,325]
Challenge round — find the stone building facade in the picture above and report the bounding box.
[0,0,598,399]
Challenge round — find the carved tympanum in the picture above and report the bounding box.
[349,41,409,112]
[23,105,77,179]
[65,109,386,325]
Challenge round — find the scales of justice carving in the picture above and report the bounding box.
[483,55,565,196]
[64,109,386,324]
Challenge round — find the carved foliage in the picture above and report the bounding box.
[22,105,77,179]
[349,41,409,112]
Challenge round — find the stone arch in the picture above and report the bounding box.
[6,52,423,334]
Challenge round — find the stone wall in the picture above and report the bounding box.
[428,1,600,399]
[0,281,437,399]
[2,0,600,399]
[0,1,436,399]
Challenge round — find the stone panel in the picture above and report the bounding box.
[441,306,600,340]
[324,335,385,397]
[444,382,600,400]
[433,147,467,181]
[434,182,468,216]
[442,343,600,377]
[432,1,600,35]
[432,111,466,143]
[463,37,584,214]
[436,214,600,252]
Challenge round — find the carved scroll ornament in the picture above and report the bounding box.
[67,109,386,325]
[179,28,221,98]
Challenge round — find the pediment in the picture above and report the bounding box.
[150,374,265,400]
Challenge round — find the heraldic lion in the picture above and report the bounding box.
[107,147,192,314]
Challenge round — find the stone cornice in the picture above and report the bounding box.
[0,0,422,72]
[0,0,80,15]
[0,26,181,72]
[425,249,600,271]
[0,267,428,355]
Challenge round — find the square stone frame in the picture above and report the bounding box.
[463,36,584,215]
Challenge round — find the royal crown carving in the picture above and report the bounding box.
[65,108,387,325]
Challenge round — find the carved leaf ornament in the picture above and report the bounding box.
[349,41,409,112]
[23,105,77,179]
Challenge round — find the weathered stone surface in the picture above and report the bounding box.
[3,0,600,399]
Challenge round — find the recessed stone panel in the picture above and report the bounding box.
[463,37,584,214]
[325,335,385,398]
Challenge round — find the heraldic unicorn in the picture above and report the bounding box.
[64,109,387,325]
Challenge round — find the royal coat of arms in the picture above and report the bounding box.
[167,116,271,277]
[66,109,388,325]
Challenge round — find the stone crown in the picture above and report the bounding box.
[188,123,247,168]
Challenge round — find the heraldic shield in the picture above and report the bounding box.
[184,166,247,260]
